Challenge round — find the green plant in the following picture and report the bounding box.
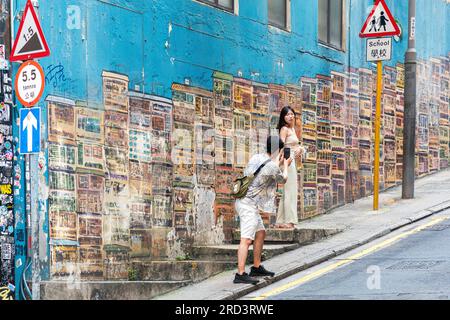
[128,268,138,281]
[175,253,192,261]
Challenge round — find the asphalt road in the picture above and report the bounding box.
[243,209,450,300]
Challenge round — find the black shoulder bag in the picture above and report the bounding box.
[231,159,271,199]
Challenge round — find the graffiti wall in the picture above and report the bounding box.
[0,0,14,299]
[0,68,14,300]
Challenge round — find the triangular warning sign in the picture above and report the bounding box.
[360,0,400,38]
[10,0,50,62]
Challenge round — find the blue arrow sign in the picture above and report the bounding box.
[20,107,41,154]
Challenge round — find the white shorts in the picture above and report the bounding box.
[235,198,265,240]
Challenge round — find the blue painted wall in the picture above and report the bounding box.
[13,0,450,104]
[415,0,450,60]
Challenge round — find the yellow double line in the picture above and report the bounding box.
[252,216,448,300]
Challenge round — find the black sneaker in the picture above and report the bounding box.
[249,265,275,277]
[233,272,259,285]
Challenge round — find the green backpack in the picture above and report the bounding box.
[232,159,271,199]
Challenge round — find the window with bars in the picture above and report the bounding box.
[197,0,235,12]
[268,0,290,30]
[318,0,345,50]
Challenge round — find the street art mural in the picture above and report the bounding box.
[44,53,450,281]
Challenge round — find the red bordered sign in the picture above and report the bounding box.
[360,0,400,38]
[14,60,45,107]
[10,0,50,62]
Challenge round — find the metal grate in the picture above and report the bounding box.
[387,260,444,270]
[424,224,450,231]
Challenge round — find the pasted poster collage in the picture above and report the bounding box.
[416,57,450,175]
[0,68,14,299]
[45,54,450,281]
[47,72,173,280]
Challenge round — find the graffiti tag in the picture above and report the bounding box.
[45,63,68,89]
[0,287,13,300]
[0,184,11,194]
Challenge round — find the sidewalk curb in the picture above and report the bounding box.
[219,200,450,300]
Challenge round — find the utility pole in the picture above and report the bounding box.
[402,0,417,199]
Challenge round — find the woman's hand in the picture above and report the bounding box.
[294,145,306,159]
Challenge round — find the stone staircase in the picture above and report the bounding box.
[124,227,341,299]
[192,243,301,263]
[40,227,341,299]
[193,227,343,262]
[258,227,342,244]
[130,260,236,282]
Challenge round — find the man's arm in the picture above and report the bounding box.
[273,153,293,184]
[281,156,293,182]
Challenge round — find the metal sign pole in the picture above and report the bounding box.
[373,60,383,211]
[30,152,39,300]
[12,0,47,300]
[25,154,31,258]
[361,0,399,211]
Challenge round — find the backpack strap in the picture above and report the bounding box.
[252,159,271,177]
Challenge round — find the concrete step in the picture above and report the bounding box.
[40,280,191,300]
[192,243,301,262]
[130,260,236,282]
[232,228,342,244]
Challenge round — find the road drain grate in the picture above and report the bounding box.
[387,260,444,270]
[424,224,450,231]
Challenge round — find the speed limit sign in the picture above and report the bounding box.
[14,60,45,107]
